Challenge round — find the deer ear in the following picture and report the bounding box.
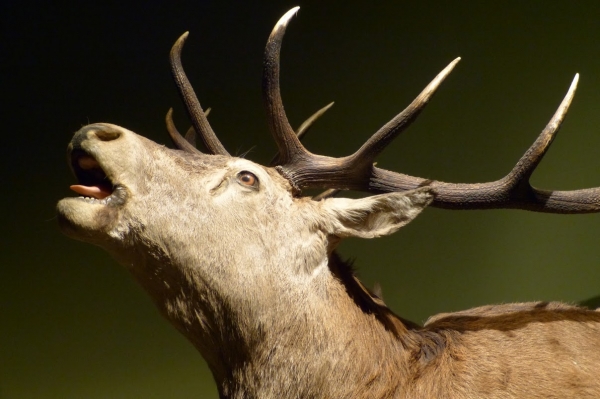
[319,187,433,239]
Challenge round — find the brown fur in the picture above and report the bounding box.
[57,124,600,398]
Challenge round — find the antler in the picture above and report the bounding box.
[262,7,600,213]
[166,107,215,153]
[170,32,229,156]
[168,30,334,160]
[269,101,334,165]
[167,101,334,158]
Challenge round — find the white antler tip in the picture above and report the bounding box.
[176,31,189,44]
[436,57,461,80]
[566,73,579,97]
[448,57,461,69]
[276,7,300,30]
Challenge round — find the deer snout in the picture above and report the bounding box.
[65,123,134,204]
[70,124,124,149]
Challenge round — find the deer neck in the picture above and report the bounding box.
[123,244,417,398]
[218,253,420,398]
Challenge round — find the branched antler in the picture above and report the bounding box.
[168,30,334,160]
[167,100,333,158]
[260,8,600,213]
[167,7,600,214]
[263,8,460,193]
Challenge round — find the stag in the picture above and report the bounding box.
[57,7,600,399]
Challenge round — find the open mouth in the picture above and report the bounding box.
[70,149,126,206]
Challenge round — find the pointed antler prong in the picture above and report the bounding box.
[170,32,229,156]
[352,57,461,166]
[296,102,334,140]
[507,74,579,184]
[263,7,304,164]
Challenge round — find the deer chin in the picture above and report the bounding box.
[57,196,123,246]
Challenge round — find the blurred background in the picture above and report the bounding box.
[3,1,600,397]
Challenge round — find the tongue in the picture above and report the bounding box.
[70,185,112,199]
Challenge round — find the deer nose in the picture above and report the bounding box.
[93,128,121,141]
[70,124,123,148]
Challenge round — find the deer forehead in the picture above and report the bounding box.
[151,156,297,214]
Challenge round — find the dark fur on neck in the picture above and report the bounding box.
[328,252,452,364]
[326,253,420,333]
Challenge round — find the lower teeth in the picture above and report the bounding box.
[76,186,125,206]
[79,196,112,205]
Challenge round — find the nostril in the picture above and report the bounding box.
[94,129,121,141]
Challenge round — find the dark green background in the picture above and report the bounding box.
[3,1,600,397]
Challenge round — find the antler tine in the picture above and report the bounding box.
[506,74,578,184]
[170,32,230,156]
[263,7,306,164]
[269,101,334,166]
[296,101,335,140]
[351,58,460,166]
[165,108,203,154]
[371,74,600,213]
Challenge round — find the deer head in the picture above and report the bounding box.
[57,7,600,398]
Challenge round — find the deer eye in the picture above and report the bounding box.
[236,171,259,188]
